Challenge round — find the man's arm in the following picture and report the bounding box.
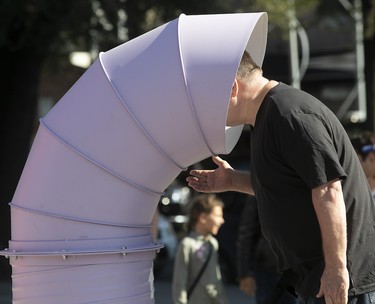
[311,179,349,304]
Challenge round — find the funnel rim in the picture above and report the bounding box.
[0,242,163,257]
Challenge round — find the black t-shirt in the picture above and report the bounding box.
[250,83,375,296]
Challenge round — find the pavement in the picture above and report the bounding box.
[0,277,254,304]
[154,279,254,304]
[0,282,10,304]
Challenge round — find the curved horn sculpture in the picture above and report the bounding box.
[1,12,268,304]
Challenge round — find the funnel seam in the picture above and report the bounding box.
[177,14,216,156]
[10,202,153,228]
[39,119,162,196]
[8,255,156,268]
[98,53,187,171]
[1,243,163,257]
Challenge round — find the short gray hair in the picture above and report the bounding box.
[236,50,261,80]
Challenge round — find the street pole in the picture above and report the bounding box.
[287,0,301,89]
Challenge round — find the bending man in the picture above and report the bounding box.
[187,51,375,304]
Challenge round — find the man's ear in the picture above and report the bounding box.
[231,79,239,98]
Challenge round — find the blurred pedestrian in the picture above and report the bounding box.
[350,130,375,200]
[172,194,228,304]
[237,195,297,304]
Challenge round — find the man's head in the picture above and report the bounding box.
[226,51,265,127]
[236,50,262,81]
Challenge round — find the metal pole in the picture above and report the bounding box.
[287,0,301,89]
[337,0,367,122]
[353,0,367,121]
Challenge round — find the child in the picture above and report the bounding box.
[172,194,228,304]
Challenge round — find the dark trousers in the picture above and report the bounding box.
[256,271,298,304]
[296,290,375,304]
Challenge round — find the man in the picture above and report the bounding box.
[187,51,375,304]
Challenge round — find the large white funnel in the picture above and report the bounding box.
[1,12,268,303]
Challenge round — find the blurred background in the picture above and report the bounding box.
[0,0,374,295]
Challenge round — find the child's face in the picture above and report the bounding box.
[201,205,225,236]
[360,152,375,179]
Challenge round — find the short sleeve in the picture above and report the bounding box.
[277,112,347,189]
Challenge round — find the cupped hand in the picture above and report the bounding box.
[186,156,233,193]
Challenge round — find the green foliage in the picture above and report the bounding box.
[0,0,322,56]
[251,0,320,31]
[121,0,246,39]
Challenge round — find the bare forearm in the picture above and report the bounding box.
[312,180,347,268]
[230,170,254,195]
[312,180,349,303]
[312,179,347,269]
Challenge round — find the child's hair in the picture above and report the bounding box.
[186,194,224,232]
[351,131,375,160]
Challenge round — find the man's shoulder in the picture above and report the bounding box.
[266,83,325,118]
[268,82,319,101]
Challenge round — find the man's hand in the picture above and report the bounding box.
[186,156,234,193]
[187,156,253,194]
[316,266,349,304]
